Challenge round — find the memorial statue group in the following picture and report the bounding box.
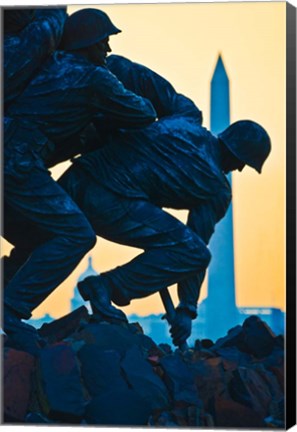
[3,7,271,355]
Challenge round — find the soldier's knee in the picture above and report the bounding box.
[202,245,211,267]
[189,237,211,269]
[85,229,97,251]
[78,225,96,252]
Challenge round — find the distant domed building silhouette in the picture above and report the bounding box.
[70,256,99,312]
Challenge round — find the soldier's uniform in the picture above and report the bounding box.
[58,55,232,319]
[4,7,67,108]
[4,15,156,338]
[3,54,271,348]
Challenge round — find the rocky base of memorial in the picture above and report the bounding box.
[3,306,284,428]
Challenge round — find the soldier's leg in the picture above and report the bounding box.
[58,167,210,318]
[3,202,51,286]
[88,199,210,308]
[3,168,96,321]
[2,249,31,288]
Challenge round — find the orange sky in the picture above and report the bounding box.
[1,1,287,319]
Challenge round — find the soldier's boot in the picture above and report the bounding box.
[78,276,127,322]
[3,305,46,356]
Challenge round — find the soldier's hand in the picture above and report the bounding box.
[170,309,192,347]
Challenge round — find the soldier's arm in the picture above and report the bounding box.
[91,67,157,129]
[140,71,202,123]
[177,191,232,318]
[33,8,67,48]
[107,54,202,123]
[4,8,67,106]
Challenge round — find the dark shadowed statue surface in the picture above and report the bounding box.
[4,53,271,349]
[62,54,271,347]
[3,8,156,355]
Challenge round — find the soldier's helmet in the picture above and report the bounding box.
[60,8,121,51]
[218,120,271,173]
